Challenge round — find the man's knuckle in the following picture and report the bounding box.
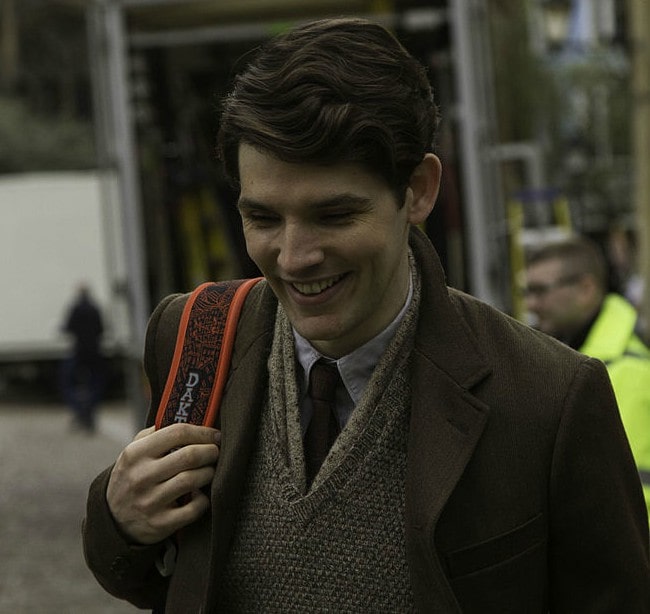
[118,445,137,467]
[174,471,195,493]
[176,445,198,466]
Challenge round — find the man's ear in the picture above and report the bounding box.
[405,153,442,225]
[580,273,603,305]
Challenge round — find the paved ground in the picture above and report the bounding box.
[0,401,144,613]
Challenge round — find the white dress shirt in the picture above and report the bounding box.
[293,279,413,435]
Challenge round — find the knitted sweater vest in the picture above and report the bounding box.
[216,268,421,613]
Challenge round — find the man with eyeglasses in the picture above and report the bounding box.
[526,235,650,520]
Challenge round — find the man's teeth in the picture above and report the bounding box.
[293,275,343,295]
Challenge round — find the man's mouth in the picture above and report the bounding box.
[292,274,345,296]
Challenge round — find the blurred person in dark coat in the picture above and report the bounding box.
[61,284,104,432]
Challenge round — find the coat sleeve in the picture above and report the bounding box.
[548,356,650,611]
[82,467,169,609]
[82,293,184,609]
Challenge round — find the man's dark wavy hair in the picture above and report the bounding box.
[216,17,439,202]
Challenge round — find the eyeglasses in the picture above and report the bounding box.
[523,274,583,298]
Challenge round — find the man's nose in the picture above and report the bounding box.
[276,223,324,272]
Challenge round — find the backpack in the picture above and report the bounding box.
[154,277,263,430]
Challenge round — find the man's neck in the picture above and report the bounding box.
[562,302,604,350]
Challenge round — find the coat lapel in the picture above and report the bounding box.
[405,229,491,610]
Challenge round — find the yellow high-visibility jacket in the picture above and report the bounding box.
[581,293,650,519]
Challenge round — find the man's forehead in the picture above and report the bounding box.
[527,257,564,278]
[237,144,393,204]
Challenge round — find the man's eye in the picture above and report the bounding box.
[245,212,279,225]
[320,211,354,224]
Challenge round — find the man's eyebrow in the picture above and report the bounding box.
[315,194,373,209]
[237,197,270,212]
[238,194,372,211]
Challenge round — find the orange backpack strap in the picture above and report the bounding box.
[154,277,262,430]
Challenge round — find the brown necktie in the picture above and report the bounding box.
[304,360,341,486]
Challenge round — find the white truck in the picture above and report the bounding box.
[0,171,131,398]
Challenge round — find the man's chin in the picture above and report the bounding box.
[293,318,352,355]
[291,316,340,341]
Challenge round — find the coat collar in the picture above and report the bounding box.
[409,226,490,388]
[405,227,491,611]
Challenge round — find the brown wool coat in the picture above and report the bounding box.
[83,228,650,613]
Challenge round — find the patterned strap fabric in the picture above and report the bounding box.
[155,277,262,430]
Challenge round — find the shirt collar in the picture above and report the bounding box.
[293,276,414,405]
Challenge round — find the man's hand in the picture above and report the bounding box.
[106,423,221,545]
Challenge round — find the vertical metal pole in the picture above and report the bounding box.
[449,0,504,308]
[0,0,18,90]
[629,0,650,338]
[90,0,150,423]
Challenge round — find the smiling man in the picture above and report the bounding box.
[83,18,650,613]
[236,144,436,358]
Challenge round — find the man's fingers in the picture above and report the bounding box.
[107,462,216,545]
[154,443,220,483]
[132,464,216,513]
[129,423,220,459]
[123,488,212,545]
[164,465,217,504]
[133,425,155,441]
[106,423,221,544]
[149,490,211,541]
